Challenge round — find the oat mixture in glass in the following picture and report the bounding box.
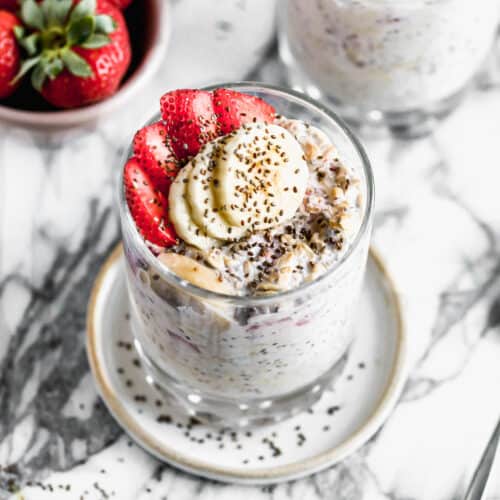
[120,85,373,425]
[167,117,363,296]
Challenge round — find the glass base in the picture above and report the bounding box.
[320,88,465,140]
[133,337,351,428]
[277,20,468,140]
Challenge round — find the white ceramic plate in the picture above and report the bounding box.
[86,245,406,485]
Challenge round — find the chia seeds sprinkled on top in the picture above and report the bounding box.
[168,117,363,296]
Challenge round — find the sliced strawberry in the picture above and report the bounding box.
[133,122,179,193]
[212,88,276,135]
[124,157,177,247]
[160,89,218,160]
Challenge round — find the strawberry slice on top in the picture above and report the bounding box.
[125,87,278,249]
[212,88,276,135]
[124,157,177,248]
[133,122,179,193]
[160,89,218,161]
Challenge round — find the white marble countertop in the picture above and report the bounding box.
[1,1,500,499]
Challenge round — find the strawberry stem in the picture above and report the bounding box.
[13,0,116,92]
[41,26,65,49]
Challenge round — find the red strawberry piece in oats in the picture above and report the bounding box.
[133,121,180,193]
[160,89,218,160]
[124,157,177,247]
[212,88,275,134]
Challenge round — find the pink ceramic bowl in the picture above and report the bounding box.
[0,0,169,130]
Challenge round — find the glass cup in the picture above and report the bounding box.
[278,0,500,137]
[118,83,375,427]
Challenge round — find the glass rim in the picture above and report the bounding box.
[118,81,375,306]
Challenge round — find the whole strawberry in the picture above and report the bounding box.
[0,10,20,98]
[13,0,131,108]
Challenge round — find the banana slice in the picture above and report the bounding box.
[158,253,234,295]
[187,139,247,241]
[168,163,219,251]
[170,123,308,247]
[213,123,308,232]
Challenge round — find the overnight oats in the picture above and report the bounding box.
[119,83,374,426]
[279,0,500,134]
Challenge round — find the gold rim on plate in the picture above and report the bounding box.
[86,244,406,482]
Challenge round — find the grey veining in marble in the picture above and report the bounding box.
[1,1,500,499]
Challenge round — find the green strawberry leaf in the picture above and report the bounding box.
[19,32,40,56]
[11,55,41,84]
[61,48,93,77]
[21,0,46,31]
[81,33,110,49]
[67,15,95,46]
[43,57,64,80]
[13,25,25,40]
[69,0,96,24]
[54,0,74,24]
[43,0,73,26]
[40,0,54,25]
[95,14,116,35]
[31,63,46,92]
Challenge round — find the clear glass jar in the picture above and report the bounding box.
[279,0,500,136]
[118,83,375,427]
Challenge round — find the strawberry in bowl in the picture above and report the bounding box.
[0,0,168,128]
[12,0,131,108]
[0,10,21,98]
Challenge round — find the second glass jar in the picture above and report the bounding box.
[279,0,500,134]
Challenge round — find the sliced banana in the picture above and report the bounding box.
[158,253,234,295]
[169,123,309,247]
[168,163,219,251]
[187,139,246,241]
[213,123,308,232]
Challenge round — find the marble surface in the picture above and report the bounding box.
[1,1,500,499]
